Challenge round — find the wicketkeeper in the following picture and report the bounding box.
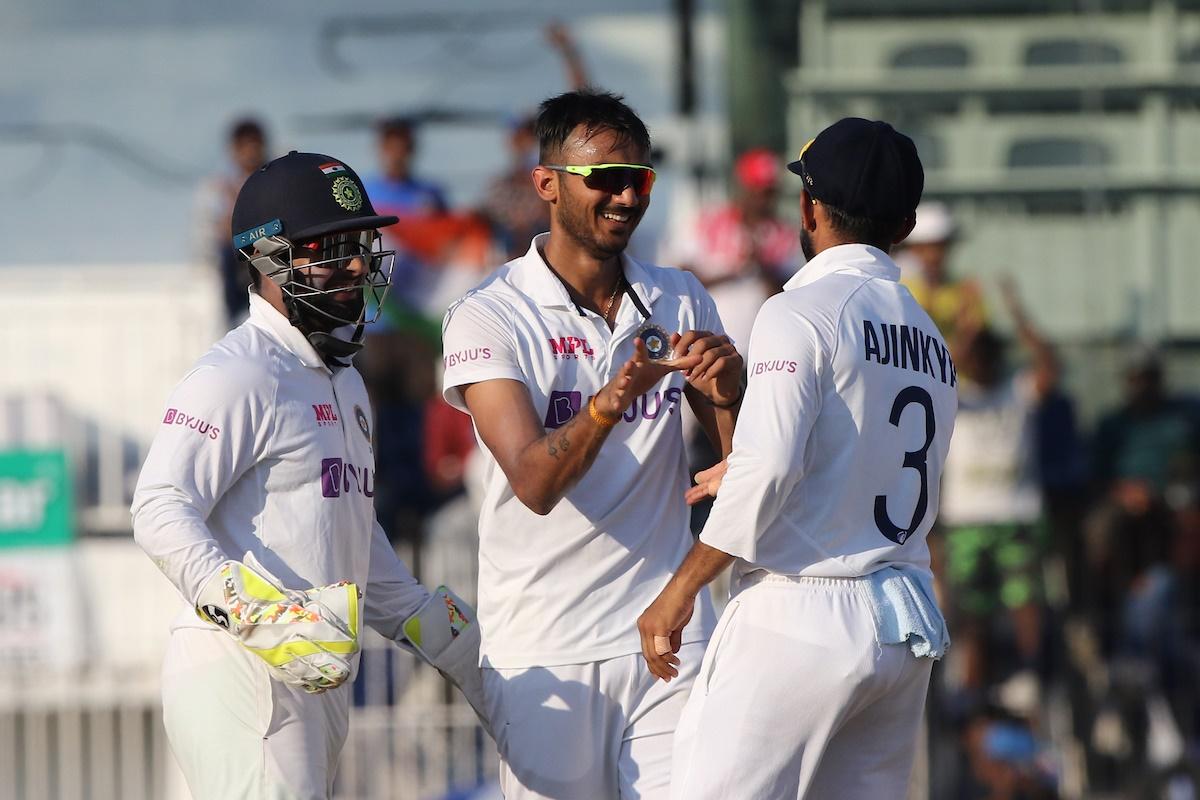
[131,151,491,800]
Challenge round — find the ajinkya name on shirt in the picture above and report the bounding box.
[863,320,956,386]
[749,320,955,387]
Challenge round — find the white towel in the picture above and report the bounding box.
[861,565,950,659]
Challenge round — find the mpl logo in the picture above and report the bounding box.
[313,403,339,426]
[548,336,595,360]
[320,457,374,498]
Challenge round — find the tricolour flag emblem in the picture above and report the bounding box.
[319,162,346,175]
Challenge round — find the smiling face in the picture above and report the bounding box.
[544,124,651,259]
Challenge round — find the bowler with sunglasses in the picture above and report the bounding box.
[441,89,743,799]
[132,152,491,799]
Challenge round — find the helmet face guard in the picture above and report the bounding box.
[240,229,395,340]
[230,152,402,362]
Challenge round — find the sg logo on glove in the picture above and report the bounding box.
[200,604,230,629]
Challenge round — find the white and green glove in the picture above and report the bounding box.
[194,554,363,694]
[402,586,494,738]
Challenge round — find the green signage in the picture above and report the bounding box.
[0,450,73,548]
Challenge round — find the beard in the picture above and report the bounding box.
[799,226,817,262]
[311,292,365,328]
[556,184,640,260]
[288,275,366,334]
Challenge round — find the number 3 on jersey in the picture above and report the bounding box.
[874,386,935,544]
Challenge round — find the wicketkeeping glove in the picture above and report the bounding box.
[194,554,363,694]
[401,586,494,738]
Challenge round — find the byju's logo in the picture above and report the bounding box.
[543,388,683,430]
[162,408,220,440]
[750,360,798,376]
[544,391,582,429]
[444,347,492,369]
[548,337,595,360]
[313,403,339,426]
[320,457,375,498]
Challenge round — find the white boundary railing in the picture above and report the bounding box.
[0,539,498,800]
[0,264,225,536]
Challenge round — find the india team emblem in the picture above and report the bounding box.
[332,176,363,212]
[355,405,370,442]
[636,323,674,362]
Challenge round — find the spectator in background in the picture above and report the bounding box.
[363,116,449,218]
[960,707,1057,800]
[896,201,986,355]
[938,280,1058,705]
[1084,350,1200,651]
[1091,350,1200,502]
[481,114,551,261]
[362,116,450,312]
[480,22,590,260]
[420,383,484,605]
[192,117,269,326]
[660,148,800,350]
[357,118,455,530]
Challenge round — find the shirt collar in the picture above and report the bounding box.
[784,243,900,291]
[247,291,330,372]
[515,232,662,315]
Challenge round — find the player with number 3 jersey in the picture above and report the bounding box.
[638,118,957,799]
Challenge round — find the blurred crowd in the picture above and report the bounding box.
[900,205,1200,799]
[190,80,1200,800]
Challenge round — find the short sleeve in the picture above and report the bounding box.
[441,294,526,413]
[681,270,726,338]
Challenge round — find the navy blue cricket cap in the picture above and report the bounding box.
[787,118,924,221]
[231,151,398,251]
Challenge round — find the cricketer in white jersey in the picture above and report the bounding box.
[639,118,958,799]
[442,89,742,800]
[132,152,487,800]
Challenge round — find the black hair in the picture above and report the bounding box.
[229,117,265,143]
[969,326,1004,360]
[377,116,414,139]
[247,261,262,290]
[535,88,651,164]
[822,203,908,251]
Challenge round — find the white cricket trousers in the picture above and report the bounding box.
[483,643,705,800]
[161,627,351,800]
[670,576,933,800]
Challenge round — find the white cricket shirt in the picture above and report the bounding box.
[131,292,427,641]
[442,234,719,668]
[700,244,958,583]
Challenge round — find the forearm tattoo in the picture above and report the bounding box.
[547,434,570,461]
[544,408,599,460]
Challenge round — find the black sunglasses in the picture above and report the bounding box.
[545,163,657,196]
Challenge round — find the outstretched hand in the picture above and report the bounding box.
[595,339,703,418]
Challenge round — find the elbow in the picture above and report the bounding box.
[512,482,559,516]
[519,494,558,516]
[130,506,154,555]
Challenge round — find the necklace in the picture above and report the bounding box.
[536,245,624,323]
[602,272,624,323]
